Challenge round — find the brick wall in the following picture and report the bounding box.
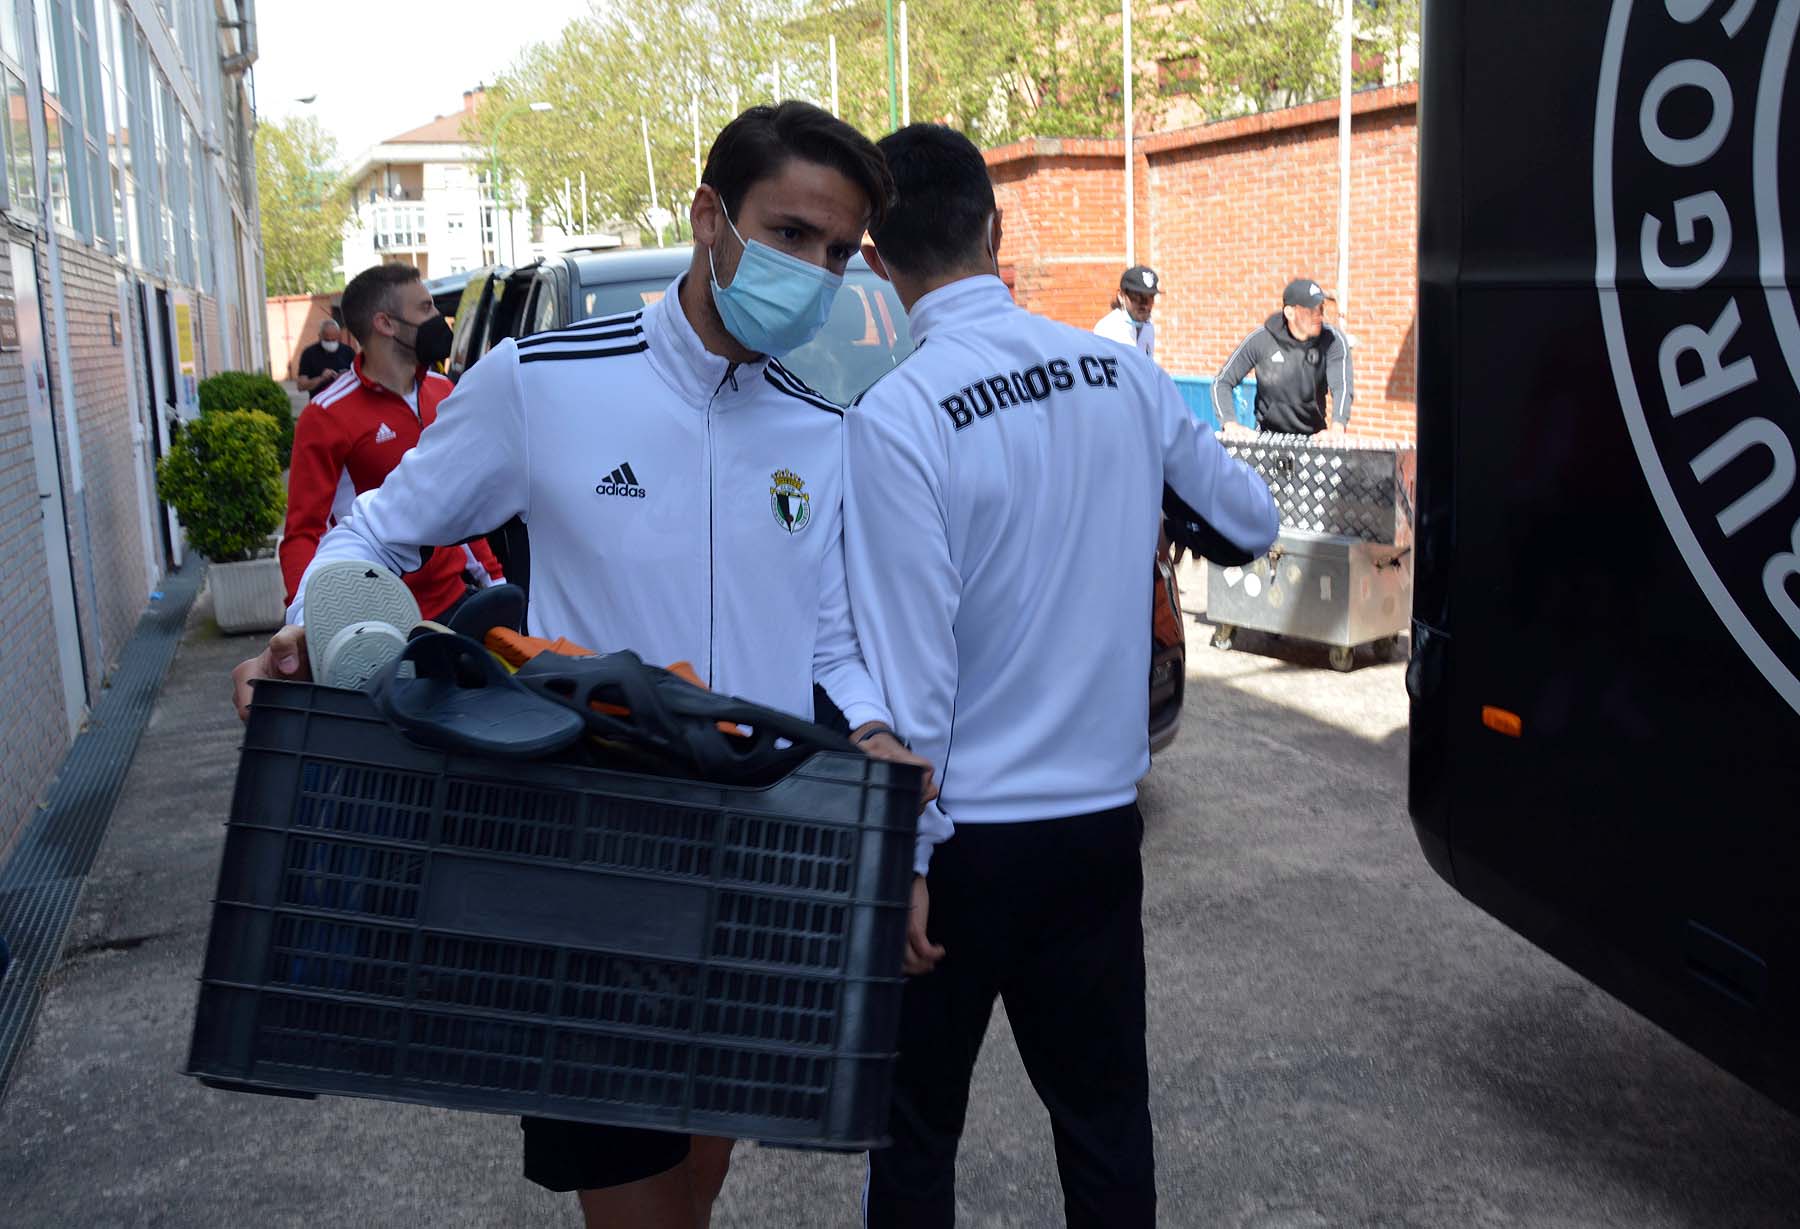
[266,293,337,381]
[42,241,150,694]
[987,85,1419,441]
[200,293,222,376]
[0,242,73,862]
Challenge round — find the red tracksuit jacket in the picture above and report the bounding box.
[280,355,503,619]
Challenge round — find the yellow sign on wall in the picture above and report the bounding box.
[174,301,196,374]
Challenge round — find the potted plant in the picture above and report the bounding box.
[156,408,289,633]
[198,370,296,467]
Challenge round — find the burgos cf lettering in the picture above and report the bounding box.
[937,355,1119,432]
[1596,0,1800,712]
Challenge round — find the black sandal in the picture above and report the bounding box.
[373,631,587,759]
[513,650,852,782]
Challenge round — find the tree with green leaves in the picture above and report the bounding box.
[467,0,1420,244]
[467,0,1132,247]
[256,117,351,296]
[783,0,1126,145]
[464,0,798,245]
[1154,0,1420,123]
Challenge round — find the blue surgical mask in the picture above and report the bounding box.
[707,207,843,356]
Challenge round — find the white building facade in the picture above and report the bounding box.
[0,0,266,866]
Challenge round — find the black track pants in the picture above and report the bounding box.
[865,803,1155,1228]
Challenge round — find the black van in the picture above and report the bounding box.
[1410,1,1800,1110]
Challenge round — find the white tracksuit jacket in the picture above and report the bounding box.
[292,278,892,734]
[845,275,1279,874]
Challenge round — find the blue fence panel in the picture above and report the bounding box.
[1173,376,1257,432]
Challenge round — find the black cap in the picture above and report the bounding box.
[1120,266,1162,295]
[1282,278,1333,308]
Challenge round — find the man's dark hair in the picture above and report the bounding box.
[340,263,421,345]
[869,124,996,277]
[702,101,892,230]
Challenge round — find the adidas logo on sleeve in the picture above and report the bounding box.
[596,462,647,498]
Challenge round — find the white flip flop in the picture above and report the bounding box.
[301,561,420,689]
[318,620,409,690]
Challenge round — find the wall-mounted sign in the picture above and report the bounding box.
[109,310,121,345]
[0,297,17,352]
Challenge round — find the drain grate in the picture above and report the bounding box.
[0,561,204,1097]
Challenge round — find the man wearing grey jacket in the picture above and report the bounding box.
[1213,277,1354,435]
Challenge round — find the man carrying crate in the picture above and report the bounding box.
[844,125,1280,1228]
[231,101,939,1229]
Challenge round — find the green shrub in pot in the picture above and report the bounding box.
[155,409,286,562]
[198,370,295,466]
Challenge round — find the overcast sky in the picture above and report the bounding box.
[253,0,596,164]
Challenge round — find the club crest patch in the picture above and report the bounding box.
[770,468,812,535]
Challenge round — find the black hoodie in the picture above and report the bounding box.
[1211,312,1354,435]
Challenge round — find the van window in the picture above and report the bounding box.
[581,279,669,319]
[530,269,564,333]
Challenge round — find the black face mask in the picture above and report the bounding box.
[397,313,453,367]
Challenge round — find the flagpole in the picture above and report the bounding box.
[830,34,840,114]
[884,0,899,129]
[642,115,662,247]
[900,2,911,125]
[1123,0,1134,264]
[1337,0,1352,325]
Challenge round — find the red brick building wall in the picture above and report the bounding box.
[987,85,1419,441]
[266,293,337,381]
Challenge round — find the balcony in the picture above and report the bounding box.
[372,203,428,252]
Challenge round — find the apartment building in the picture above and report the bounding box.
[0,0,264,862]
[339,89,624,287]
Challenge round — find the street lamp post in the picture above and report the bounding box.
[486,99,553,266]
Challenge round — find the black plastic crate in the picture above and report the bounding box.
[187,681,919,1148]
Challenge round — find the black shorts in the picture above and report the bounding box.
[520,1117,691,1192]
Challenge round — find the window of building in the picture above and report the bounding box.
[101,0,134,262]
[161,80,192,284]
[161,0,180,59]
[153,75,179,278]
[28,0,117,245]
[188,117,208,290]
[37,0,74,230]
[0,0,18,70]
[373,202,426,251]
[124,19,156,272]
[0,0,31,215]
[74,0,111,248]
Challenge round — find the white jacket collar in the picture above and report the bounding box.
[642,274,770,411]
[906,275,1015,342]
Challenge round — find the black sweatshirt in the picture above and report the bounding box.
[1212,312,1354,435]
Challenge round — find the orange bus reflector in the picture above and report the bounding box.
[1481,706,1523,738]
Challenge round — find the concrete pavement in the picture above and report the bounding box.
[2,566,1798,1226]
